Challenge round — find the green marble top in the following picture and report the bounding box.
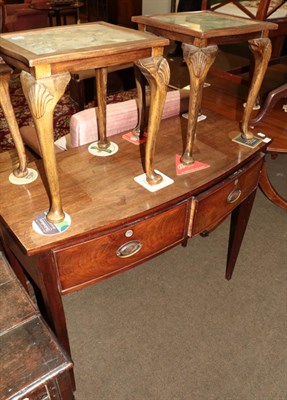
[132,11,278,38]
[1,23,152,55]
[148,12,263,33]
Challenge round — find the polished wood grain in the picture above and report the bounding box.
[0,111,267,255]
[189,155,263,236]
[202,65,287,152]
[55,202,188,292]
[201,63,287,209]
[0,110,267,357]
[250,83,287,126]
[133,11,277,164]
[0,22,169,223]
[0,147,37,173]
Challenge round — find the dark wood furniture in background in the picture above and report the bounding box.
[70,63,135,111]
[0,251,74,400]
[0,110,267,361]
[170,0,177,12]
[30,1,84,26]
[86,0,142,28]
[201,0,287,58]
[1,0,49,32]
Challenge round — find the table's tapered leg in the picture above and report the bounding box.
[241,38,272,140]
[133,64,147,137]
[95,67,109,149]
[20,71,71,224]
[135,56,170,185]
[225,189,257,280]
[182,44,218,164]
[0,63,28,178]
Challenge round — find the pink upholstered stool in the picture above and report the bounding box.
[70,89,190,148]
[20,89,190,156]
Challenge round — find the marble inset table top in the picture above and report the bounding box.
[1,23,151,55]
[0,21,169,68]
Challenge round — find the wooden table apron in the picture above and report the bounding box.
[0,22,169,224]
[132,11,278,164]
[0,112,267,359]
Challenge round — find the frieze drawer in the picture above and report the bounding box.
[54,202,188,292]
[188,154,264,237]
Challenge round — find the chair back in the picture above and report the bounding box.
[201,0,287,20]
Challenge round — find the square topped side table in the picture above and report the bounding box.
[132,11,278,164]
[0,22,169,223]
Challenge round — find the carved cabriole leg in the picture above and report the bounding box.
[0,65,28,178]
[133,64,147,137]
[182,44,218,165]
[95,67,109,149]
[135,56,170,185]
[241,38,272,140]
[20,71,71,224]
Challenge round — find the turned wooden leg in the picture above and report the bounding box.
[135,56,170,185]
[241,38,272,139]
[259,157,287,210]
[20,71,71,224]
[182,44,218,164]
[32,252,75,389]
[95,67,109,149]
[0,62,28,178]
[133,64,147,137]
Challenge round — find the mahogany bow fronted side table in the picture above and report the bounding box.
[0,112,267,361]
[132,11,278,164]
[0,22,169,223]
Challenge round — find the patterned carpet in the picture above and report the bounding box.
[0,73,139,153]
[0,73,79,152]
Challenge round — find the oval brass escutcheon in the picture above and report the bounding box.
[116,240,142,258]
[227,187,242,204]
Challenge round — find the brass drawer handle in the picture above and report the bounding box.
[116,240,142,258]
[227,188,242,204]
